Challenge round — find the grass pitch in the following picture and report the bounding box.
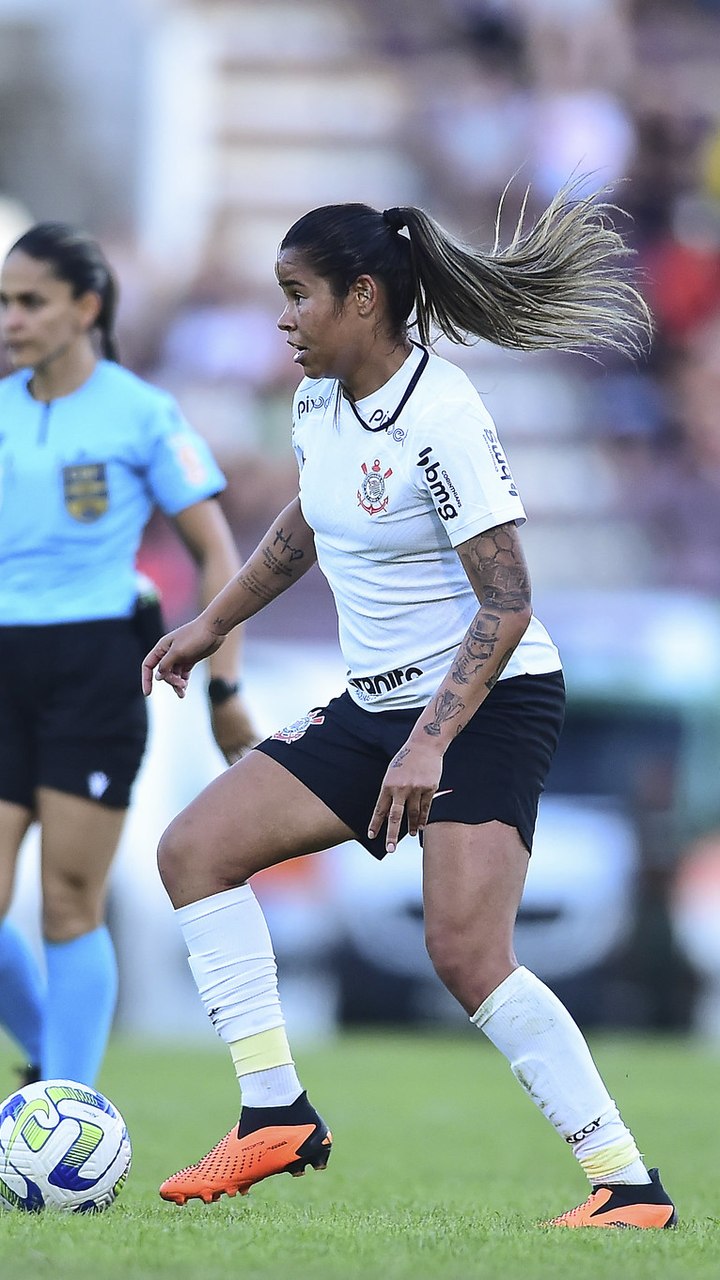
[0,1031,717,1280]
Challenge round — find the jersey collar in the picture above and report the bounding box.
[345,345,429,433]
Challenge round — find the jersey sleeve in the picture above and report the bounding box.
[413,395,526,547]
[143,396,226,516]
[291,421,305,475]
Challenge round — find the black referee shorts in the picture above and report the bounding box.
[0,619,148,811]
[256,670,566,859]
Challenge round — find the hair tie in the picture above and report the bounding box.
[383,207,405,233]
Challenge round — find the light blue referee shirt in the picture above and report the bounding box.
[0,360,226,624]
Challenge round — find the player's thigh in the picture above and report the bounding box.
[37,787,128,938]
[159,749,356,906]
[0,800,33,915]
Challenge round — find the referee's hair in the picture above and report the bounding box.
[8,222,120,362]
[280,179,651,360]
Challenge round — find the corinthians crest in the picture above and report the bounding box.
[271,708,326,743]
[357,458,392,515]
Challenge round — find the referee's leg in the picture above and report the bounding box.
[0,799,43,1076]
[38,787,127,1086]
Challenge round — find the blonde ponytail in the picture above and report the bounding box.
[399,180,651,357]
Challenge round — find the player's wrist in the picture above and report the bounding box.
[207,677,241,706]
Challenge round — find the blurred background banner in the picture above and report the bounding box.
[4,0,720,1040]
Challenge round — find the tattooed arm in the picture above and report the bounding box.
[368,521,532,850]
[203,496,317,629]
[421,520,533,739]
[142,497,317,697]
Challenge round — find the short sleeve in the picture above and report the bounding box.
[291,422,305,475]
[143,396,226,516]
[414,396,526,547]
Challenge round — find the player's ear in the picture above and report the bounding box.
[353,275,377,316]
[76,289,102,334]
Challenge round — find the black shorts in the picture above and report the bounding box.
[256,670,566,859]
[0,619,148,811]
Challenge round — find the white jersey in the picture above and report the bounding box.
[292,345,561,711]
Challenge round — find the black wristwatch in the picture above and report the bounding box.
[207,678,240,706]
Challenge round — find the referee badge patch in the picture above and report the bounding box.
[62,462,109,522]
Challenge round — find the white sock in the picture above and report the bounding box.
[239,1063,303,1109]
[472,967,651,1185]
[176,885,286,1043]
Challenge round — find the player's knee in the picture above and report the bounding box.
[42,886,102,941]
[156,813,193,895]
[425,928,468,996]
[425,923,511,1007]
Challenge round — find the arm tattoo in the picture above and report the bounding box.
[484,647,514,691]
[452,524,531,687]
[256,525,306,583]
[462,524,531,613]
[451,610,501,685]
[423,690,464,737]
[260,545,295,580]
[273,526,304,562]
[390,745,410,769]
[234,524,308,606]
[237,567,281,604]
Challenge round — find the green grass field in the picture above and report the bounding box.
[0,1031,717,1280]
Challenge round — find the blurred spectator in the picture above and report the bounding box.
[702,118,720,199]
[530,88,636,203]
[609,314,720,595]
[160,289,285,392]
[443,1,526,68]
[518,0,637,201]
[626,112,710,261]
[515,0,633,92]
[409,54,531,227]
[641,194,720,345]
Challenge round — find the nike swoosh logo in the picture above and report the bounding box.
[433,789,454,798]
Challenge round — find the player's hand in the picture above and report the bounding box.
[368,740,444,854]
[142,617,224,698]
[210,694,260,765]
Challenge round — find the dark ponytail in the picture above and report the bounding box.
[9,222,120,362]
[281,180,651,358]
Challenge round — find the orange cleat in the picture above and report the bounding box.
[159,1092,332,1206]
[547,1167,677,1229]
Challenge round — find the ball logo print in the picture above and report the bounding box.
[0,1080,131,1213]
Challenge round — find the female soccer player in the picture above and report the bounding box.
[143,190,676,1227]
[0,222,256,1089]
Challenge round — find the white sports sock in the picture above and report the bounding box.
[239,1063,303,1109]
[472,967,651,1185]
[176,885,286,1043]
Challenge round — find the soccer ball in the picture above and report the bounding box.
[0,1079,131,1213]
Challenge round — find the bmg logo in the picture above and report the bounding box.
[416,446,459,520]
